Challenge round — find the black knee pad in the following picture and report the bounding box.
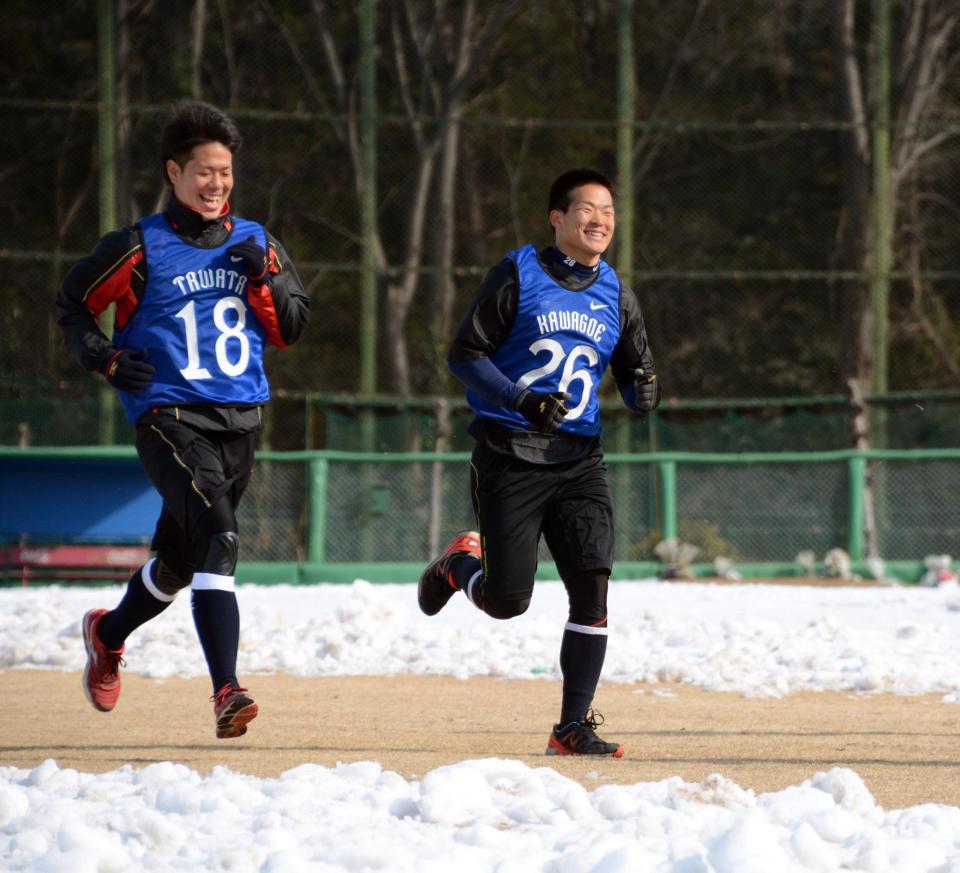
[564,570,609,626]
[482,595,531,620]
[152,559,193,596]
[200,531,239,575]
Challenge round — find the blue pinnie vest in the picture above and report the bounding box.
[113,213,271,422]
[467,244,622,437]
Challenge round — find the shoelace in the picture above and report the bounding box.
[211,685,249,707]
[556,710,606,742]
[582,709,605,731]
[566,710,609,747]
[101,650,125,679]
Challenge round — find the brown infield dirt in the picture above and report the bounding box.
[2,670,958,810]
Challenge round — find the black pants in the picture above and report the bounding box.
[470,439,614,609]
[135,418,256,577]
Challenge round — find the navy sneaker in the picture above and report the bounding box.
[546,710,624,757]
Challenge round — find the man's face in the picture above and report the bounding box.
[166,141,234,220]
[549,183,616,266]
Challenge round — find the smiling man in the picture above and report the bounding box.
[418,168,661,758]
[56,101,309,739]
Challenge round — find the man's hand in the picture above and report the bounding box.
[633,369,659,412]
[103,349,155,393]
[515,389,569,433]
[226,235,268,281]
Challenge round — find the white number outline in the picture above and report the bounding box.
[516,338,599,420]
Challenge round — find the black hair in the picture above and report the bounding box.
[160,101,243,184]
[547,168,615,214]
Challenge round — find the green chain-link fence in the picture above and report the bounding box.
[222,447,960,582]
[3,446,956,581]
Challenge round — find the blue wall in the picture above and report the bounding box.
[0,455,159,543]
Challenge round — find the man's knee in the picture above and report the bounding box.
[565,570,609,626]
[142,557,193,602]
[200,531,239,575]
[192,496,239,575]
[483,594,531,620]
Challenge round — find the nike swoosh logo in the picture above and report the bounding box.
[589,302,609,310]
[230,256,243,263]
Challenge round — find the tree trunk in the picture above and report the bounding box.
[383,146,439,395]
[830,0,874,409]
[428,108,463,393]
[830,0,959,561]
[191,0,207,99]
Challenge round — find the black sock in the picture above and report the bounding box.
[452,556,483,601]
[558,625,608,726]
[191,589,240,693]
[97,563,173,650]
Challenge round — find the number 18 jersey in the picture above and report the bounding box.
[466,244,622,437]
[114,213,271,422]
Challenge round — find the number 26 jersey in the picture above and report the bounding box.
[466,243,622,437]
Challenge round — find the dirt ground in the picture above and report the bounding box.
[2,670,958,810]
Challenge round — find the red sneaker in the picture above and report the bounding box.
[546,711,624,757]
[212,684,259,739]
[81,609,125,712]
[417,530,482,616]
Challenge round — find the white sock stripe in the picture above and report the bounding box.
[564,620,609,636]
[139,558,177,603]
[191,572,236,592]
[465,569,482,605]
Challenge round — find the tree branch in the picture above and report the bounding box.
[831,0,870,162]
[893,9,957,176]
[258,0,339,133]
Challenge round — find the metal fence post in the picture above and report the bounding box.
[96,0,118,446]
[848,453,866,561]
[871,0,892,447]
[308,456,328,564]
[658,459,677,540]
[359,0,378,403]
[616,0,634,281]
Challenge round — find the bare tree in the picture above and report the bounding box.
[214,0,240,106]
[831,0,958,560]
[830,0,959,408]
[262,0,516,396]
[191,0,208,99]
[901,176,960,381]
[385,0,518,395]
[47,108,97,370]
[632,0,712,187]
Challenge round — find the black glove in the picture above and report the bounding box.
[515,389,569,433]
[226,235,268,281]
[633,368,659,412]
[103,349,155,393]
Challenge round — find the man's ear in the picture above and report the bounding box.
[548,208,562,231]
[165,158,181,185]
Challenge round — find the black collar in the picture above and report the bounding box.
[544,246,601,281]
[163,194,231,243]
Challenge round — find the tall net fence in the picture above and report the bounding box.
[3,387,960,453]
[239,457,308,563]
[1,1,959,451]
[234,450,959,568]
[673,460,849,562]
[874,457,960,558]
